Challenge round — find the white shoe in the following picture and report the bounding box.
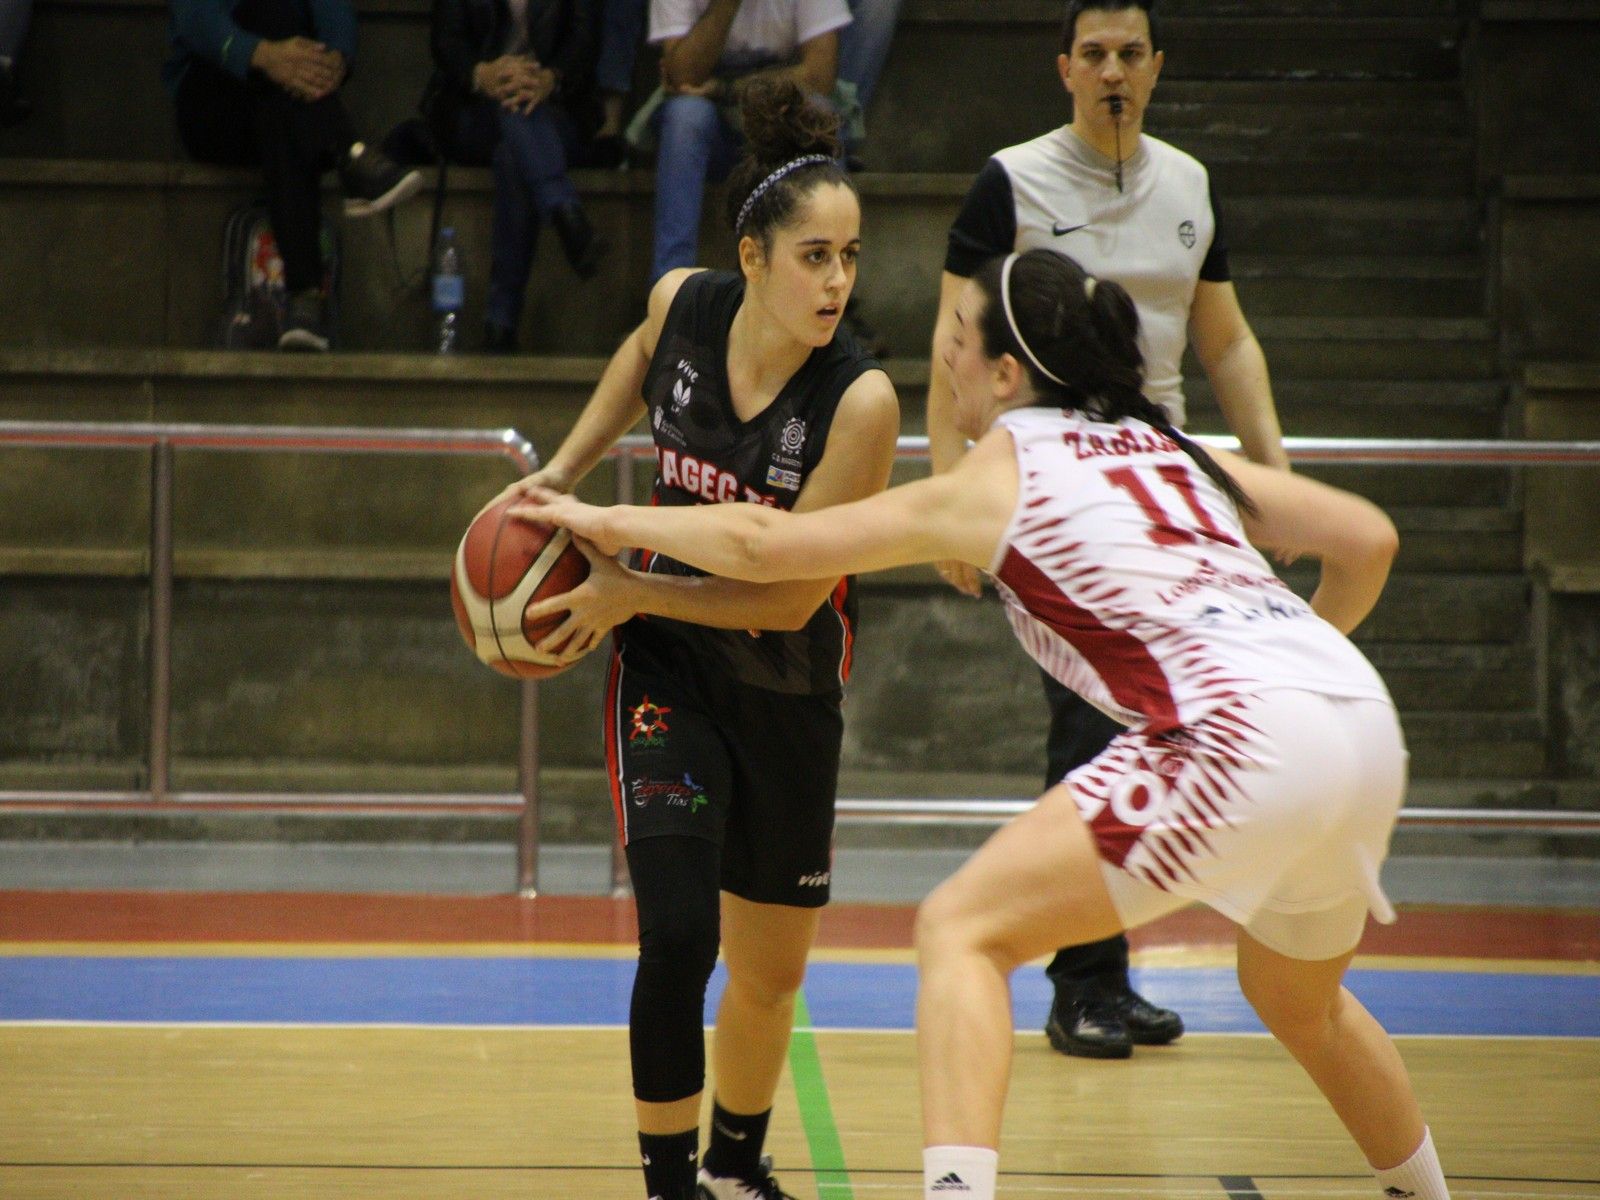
[696,1155,795,1199]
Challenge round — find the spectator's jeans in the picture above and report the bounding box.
[0,0,32,64]
[174,58,355,293]
[486,102,581,331]
[839,0,903,112]
[650,93,745,281]
[595,0,646,97]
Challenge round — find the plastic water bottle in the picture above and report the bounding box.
[432,227,464,354]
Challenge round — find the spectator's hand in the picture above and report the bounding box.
[661,58,722,97]
[506,63,558,114]
[253,37,344,102]
[935,559,984,598]
[473,55,529,103]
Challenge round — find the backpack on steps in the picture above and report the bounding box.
[217,203,340,349]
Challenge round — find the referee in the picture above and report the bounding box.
[927,0,1291,1059]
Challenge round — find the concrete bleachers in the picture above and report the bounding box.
[2,0,1597,855]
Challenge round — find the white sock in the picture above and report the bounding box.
[924,1145,998,1200]
[1375,1127,1450,1200]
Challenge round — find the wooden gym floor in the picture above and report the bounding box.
[2,892,1597,1199]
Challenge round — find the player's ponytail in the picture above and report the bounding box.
[724,77,854,252]
[974,248,1256,516]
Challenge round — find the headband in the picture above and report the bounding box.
[735,154,833,234]
[999,253,1068,387]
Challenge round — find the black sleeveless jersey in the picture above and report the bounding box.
[622,269,881,695]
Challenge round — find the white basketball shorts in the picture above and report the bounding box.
[1064,689,1408,961]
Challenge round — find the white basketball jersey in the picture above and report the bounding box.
[990,408,1391,733]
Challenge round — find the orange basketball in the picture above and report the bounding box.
[451,490,590,679]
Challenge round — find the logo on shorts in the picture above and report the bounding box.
[628,696,672,747]
[1178,220,1197,249]
[797,870,830,888]
[630,773,708,814]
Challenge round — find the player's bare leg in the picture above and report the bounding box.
[1236,931,1440,1174]
[915,783,1124,1148]
[713,894,821,1111]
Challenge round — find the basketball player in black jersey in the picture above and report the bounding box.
[502,77,898,1200]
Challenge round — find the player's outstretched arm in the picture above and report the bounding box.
[1217,448,1398,634]
[522,427,1018,588]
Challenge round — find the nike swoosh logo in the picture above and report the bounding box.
[713,1121,748,1141]
[1052,222,1089,236]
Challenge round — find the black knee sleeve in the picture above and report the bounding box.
[627,836,722,1104]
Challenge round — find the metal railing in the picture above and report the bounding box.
[0,421,546,891]
[3,423,1599,898]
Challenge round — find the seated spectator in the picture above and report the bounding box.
[837,0,900,152]
[590,0,646,167]
[642,0,851,282]
[426,0,605,353]
[0,0,32,126]
[164,0,424,351]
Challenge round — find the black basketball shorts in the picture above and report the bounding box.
[603,639,842,908]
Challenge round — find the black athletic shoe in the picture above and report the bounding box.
[340,142,424,218]
[1115,985,1184,1045]
[697,1155,797,1200]
[278,290,330,352]
[1044,979,1132,1059]
[482,322,518,355]
[551,200,606,279]
[0,63,30,128]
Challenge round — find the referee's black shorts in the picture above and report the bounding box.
[603,636,842,908]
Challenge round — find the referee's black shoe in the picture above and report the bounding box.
[1046,978,1184,1058]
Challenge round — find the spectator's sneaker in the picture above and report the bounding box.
[1044,979,1132,1059]
[1115,985,1184,1045]
[551,201,606,279]
[482,322,518,355]
[697,1156,796,1200]
[0,62,30,128]
[340,142,424,218]
[278,291,330,352]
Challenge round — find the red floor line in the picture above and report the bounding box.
[2,891,1597,960]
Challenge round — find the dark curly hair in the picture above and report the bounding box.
[723,77,855,252]
[972,248,1254,516]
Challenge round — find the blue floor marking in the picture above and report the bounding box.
[2,957,1596,1036]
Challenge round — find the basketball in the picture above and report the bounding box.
[451,490,590,679]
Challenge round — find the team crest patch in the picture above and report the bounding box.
[1178,220,1197,249]
[628,696,672,747]
[780,417,806,456]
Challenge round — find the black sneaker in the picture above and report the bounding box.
[482,322,518,355]
[551,201,606,279]
[340,142,424,218]
[697,1155,796,1200]
[1044,978,1132,1059]
[0,62,30,128]
[278,290,329,352]
[1114,984,1184,1045]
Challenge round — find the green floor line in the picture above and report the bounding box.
[790,990,855,1199]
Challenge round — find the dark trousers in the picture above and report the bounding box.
[1039,669,1133,986]
[441,97,581,331]
[172,0,354,292]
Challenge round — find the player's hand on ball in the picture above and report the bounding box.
[524,537,636,662]
[511,487,623,557]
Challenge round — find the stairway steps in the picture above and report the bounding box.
[1231,254,1484,320]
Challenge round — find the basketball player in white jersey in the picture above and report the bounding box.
[931,0,1293,1059]
[515,248,1453,1200]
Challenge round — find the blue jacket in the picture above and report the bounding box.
[163,0,359,94]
